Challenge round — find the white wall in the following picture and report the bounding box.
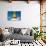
[0,1,40,29]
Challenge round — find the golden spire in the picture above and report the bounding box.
[12,11,16,20]
[13,11,16,18]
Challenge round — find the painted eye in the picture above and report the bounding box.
[11,41,13,42]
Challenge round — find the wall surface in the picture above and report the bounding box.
[0,1,40,29]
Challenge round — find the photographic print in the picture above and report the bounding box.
[8,11,21,21]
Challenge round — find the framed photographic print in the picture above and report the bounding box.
[8,11,21,21]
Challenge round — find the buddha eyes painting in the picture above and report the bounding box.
[8,11,21,21]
